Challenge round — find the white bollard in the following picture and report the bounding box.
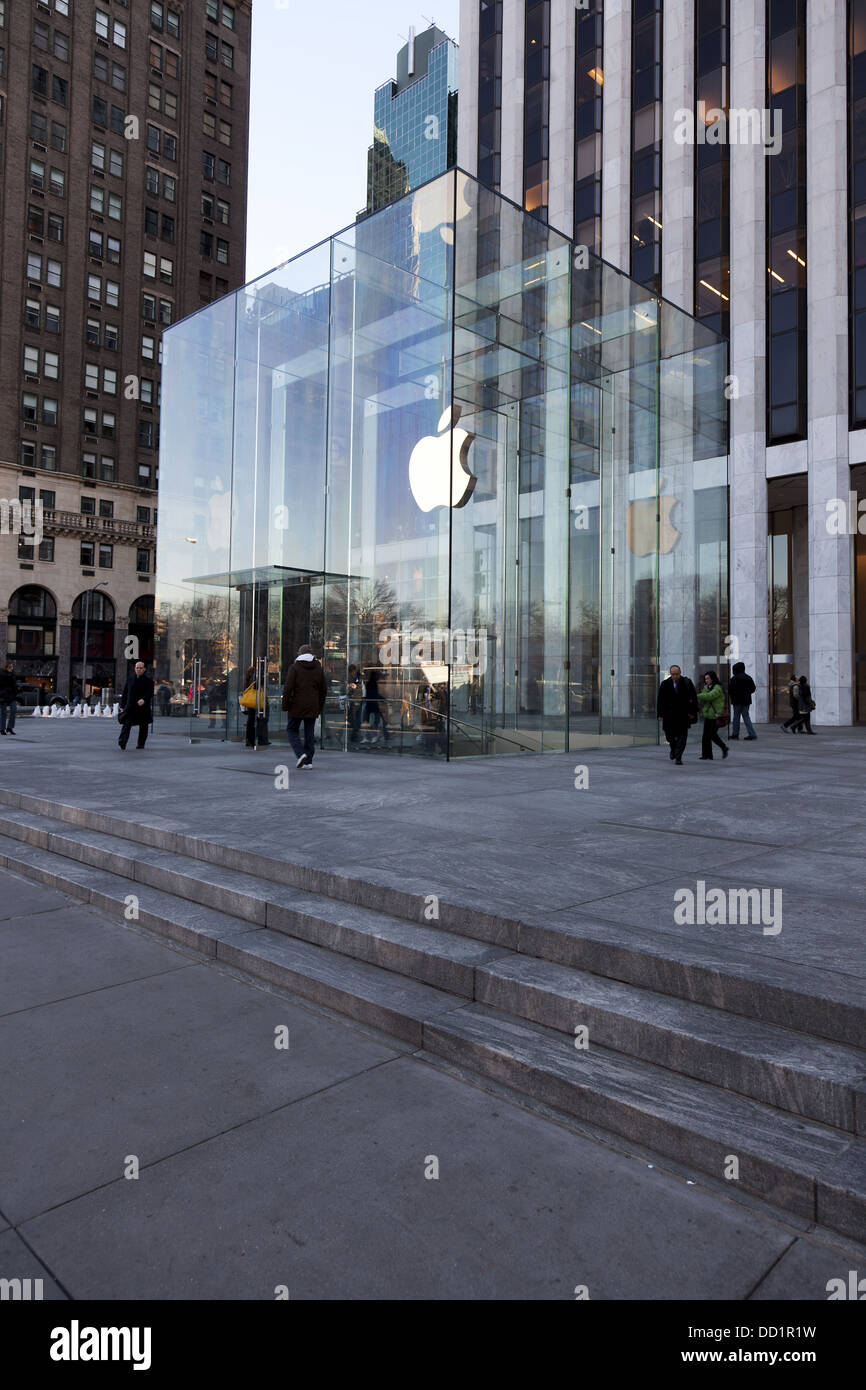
[32,706,42,718]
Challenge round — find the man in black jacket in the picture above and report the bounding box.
[118,661,154,749]
[0,663,20,736]
[282,644,327,769]
[728,660,757,740]
[656,665,698,764]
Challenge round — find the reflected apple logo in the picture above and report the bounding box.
[626,481,681,557]
[409,404,477,512]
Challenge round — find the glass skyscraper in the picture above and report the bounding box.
[363,25,459,217]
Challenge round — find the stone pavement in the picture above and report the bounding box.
[0,718,864,1298]
[0,866,862,1301]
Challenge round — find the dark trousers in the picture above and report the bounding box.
[664,724,689,761]
[790,710,813,733]
[245,709,269,746]
[731,704,756,737]
[701,717,727,758]
[287,716,317,763]
[119,720,148,749]
[365,699,390,740]
[0,700,16,733]
[348,702,363,741]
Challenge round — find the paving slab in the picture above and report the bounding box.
[0,1229,67,1300]
[16,1054,821,1301]
[0,959,401,1224]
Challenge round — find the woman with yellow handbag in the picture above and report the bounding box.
[239,665,269,747]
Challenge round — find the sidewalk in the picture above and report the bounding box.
[0,864,862,1300]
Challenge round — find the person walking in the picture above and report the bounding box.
[240,664,270,748]
[0,663,20,736]
[363,666,390,745]
[728,661,757,740]
[282,643,327,769]
[789,675,816,735]
[118,661,154,750]
[346,663,364,744]
[697,670,729,760]
[656,665,699,764]
[781,675,801,731]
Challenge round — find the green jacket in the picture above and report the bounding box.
[697,683,726,719]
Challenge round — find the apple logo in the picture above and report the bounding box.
[626,479,681,557]
[409,404,477,512]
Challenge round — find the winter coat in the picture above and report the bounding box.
[282,654,327,719]
[728,665,755,707]
[797,680,813,714]
[120,674,154,726]
[787,680,800,713]
[697,682,726,720]
[0,670,19,702]
[656,675,698,731]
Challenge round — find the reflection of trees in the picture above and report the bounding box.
[157,595,232,680]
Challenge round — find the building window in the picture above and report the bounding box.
[81,496,96,515]
[137,506,151,524]
[101,457,115,482]
[205,32,218,62]
[30,159,46,190]
[34,21,50,52]
[850,0,866,424]
[216,238,229,264]
[46,305,61,333]
[89,230,104,257]
[202,150,215,179]
[138,420,154,448]
[104,369,118,395]
[766,0,806,441]
[85,362,100,391]
[22,393,38,423]
[90,186,105,214]
[47,213,63,242]
[26,253,42,281]
[523,0,550,220]
[84,408,98,434]
[43,398,58,426]
[109,149,124,177]
[82,454,97,479]
[32,64,49,97]
[25,299,41,329]
[40,445,57,472]
[49,167,65,196]
[163,174,176,202]
[138,465,152,486]
[140,379,154,405]
[200,230,214,258]
[86,319,100,347]
[220,80,233,107]
[161,214,175,242]
[145,207,159,236]
[80,541,95,567]
[160,257,173,284]
[30,111,48,142]
[217,158,231,186]
[52,75,68,105]
[44,352,59,379]
[106,236,121,264]
[106,281,120,307]
[28,204,44,235]
[575,7,603,254]
[24,345,40,375]
[142,293,156,320]
[203,111,216,139]
[631,0,662,291]
[141,335,155,361]
[99,499,114,519]
[51,120,66,151]
[104,324,119,350]
[158,299,172,325]
[20,441,38,469]
[102,412,116,439]
[145,167,160,196]
[143,252,157,279]
[219,119,232,146]
[95,10,110,41]
[694,0,730,337]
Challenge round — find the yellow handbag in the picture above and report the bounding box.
[239,683,264,711]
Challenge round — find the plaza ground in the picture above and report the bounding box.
[0,717,863,1299]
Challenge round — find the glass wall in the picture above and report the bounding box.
[157,170,727,757]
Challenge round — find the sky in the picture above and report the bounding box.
[245,0,461,284]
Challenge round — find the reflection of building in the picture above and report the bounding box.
[157,170,727,757]
[0,0,252,695]
[459,0,865,723]
[361,25,458,218]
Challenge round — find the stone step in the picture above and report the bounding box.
[1,808,864,1131]
[2,789,863,1049]
[0,809,508,997]
[424,1005,866,1242]
[474,954,866,1133]
[1,834,865,1240]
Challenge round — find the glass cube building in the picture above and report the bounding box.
[155,170,728,757]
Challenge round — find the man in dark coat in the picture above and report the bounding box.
[282,643,327,769]
[656,664,698,764]
[0,663,20,736]
[728,660,757,740]
[118,661,155,750]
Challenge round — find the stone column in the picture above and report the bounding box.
[806,0,852,723]
[728,0,769,720]
[457,0,481,175]
[500,0,526,208]
[57,616,72,696]
[548,0,576,235]
[601,0,631,272]
[661,0,693,313]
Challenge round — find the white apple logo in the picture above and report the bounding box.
[409,404,477,512]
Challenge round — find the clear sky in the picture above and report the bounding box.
[245,0,461,284]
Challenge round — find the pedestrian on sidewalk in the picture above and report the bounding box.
[240,664,270,748]
[781,675,801,730]
[789,675,816,735]
[656,664,698,765]
[697,670,729,760]
[728,661,757,740]
[0,663,19,736]
[282,643,327,769]
[118,661,154,750]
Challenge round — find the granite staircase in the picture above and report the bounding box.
[0,786,864,1242]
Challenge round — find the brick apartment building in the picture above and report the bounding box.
[0,0,251,700]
